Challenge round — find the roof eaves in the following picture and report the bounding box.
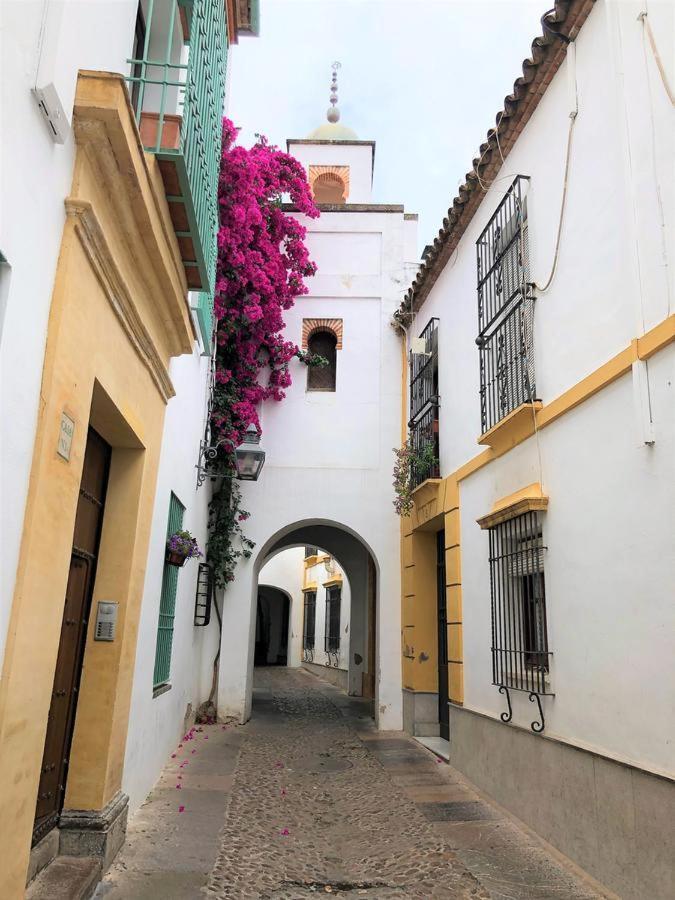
[396,0,596,327]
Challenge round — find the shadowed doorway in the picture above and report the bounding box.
[255,586,290,666]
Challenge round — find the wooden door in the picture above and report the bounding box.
[33,428,111,845]
[437,529,449,741]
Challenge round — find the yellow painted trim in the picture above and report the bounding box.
[302,581,318,593]
[477,401,542,450]
[402,314,675,713]
[477,482,549,529]
[322,574,343,587]
[411,477,443,503]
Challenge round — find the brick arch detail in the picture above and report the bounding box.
[302,318,343,350]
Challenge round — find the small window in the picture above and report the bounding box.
[305,546,318,558]
[307,331,337,392]
[487,510,550,696]
[313,172,346,204]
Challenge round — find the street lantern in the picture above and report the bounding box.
[234,424,266,481]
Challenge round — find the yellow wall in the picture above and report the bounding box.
[0,72,193,896]
[401,313,675,711]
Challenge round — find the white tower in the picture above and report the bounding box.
[217,65,419,729]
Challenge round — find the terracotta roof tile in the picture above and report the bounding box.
[396,0,596,325]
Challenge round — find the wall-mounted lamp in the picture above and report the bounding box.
[196,424,266,488]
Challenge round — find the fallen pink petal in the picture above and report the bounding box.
[279,828,290,836]
[178,805,185,814]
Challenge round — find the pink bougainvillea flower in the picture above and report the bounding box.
[178,805,185,813]
[279,828,290,836]
[207,119,318,561]
[171,754,177,759]
[191,749,196,755]
[176,784,182,790]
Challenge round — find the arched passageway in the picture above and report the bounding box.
[217,519,387,727]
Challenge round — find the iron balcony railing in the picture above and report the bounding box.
[409,318,440,489]
[477,299,535,433]
[409,403,440,489]
[476,176,536,434]
[128,0,227,337]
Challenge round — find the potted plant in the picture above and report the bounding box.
[166,530,203,567]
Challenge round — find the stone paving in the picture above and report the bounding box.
[98,667,609,899]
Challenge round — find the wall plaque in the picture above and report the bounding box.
[57,412,75,461]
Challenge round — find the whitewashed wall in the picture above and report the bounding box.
[258,547,305,668]
[121,348,219,815]
[409,0,674,774]
[0,0,137,677]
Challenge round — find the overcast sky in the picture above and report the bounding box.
[228,0,546,253]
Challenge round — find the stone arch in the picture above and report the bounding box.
[302,318,343,350]
[309,165,350,204]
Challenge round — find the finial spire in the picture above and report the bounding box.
[327,61,341,124]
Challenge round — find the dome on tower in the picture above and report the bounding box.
[307,121,359,141]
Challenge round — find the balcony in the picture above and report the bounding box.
[128,0,228,314]
[409,318,440,489]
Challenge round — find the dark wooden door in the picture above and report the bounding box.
[33,428,111,845]
[437,529,449,741]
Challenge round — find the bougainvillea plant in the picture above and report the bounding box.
[207,119,319,588]
[211,117,319,451]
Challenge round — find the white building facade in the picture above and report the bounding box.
[217,111,418,730]
[0,0,258,892]
[399,3,674,898]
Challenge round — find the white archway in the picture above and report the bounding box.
[216,517,400,730]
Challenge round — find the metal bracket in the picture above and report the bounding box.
[498,685,512,723]
[195,438,235,488]
[529,692,545,733]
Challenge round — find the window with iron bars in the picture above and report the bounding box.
[324,585,341,653]
[409,317,440,489]
[303,591,316,650]
[488,510,551,697]
[476,176,536,434]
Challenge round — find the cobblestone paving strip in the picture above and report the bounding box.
[207,669,485,899]
[207,669,606,900]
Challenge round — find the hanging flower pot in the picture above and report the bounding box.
[166,531,203,568]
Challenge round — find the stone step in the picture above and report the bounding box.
[26,856,101,900]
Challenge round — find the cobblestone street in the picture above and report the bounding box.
[98,669,607,899]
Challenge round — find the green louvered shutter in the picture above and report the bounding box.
[153,492,185,688]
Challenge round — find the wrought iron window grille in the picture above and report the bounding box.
[488,509,552,732]
[194,562,214,627]
[409,318,440,489]
[324,585,341,667]
[303,591,316,663]
[476,176,538,434]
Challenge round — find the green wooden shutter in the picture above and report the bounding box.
[194,291,214,351]
[153,492,185,688]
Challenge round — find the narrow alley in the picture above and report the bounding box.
[90,670,607,900]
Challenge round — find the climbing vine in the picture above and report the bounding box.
[392,441,440,516]
[207,118,318,588]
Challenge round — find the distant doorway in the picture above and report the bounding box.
[255,587,290,666]
[437,529,449,741]
[33,428,111,845]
